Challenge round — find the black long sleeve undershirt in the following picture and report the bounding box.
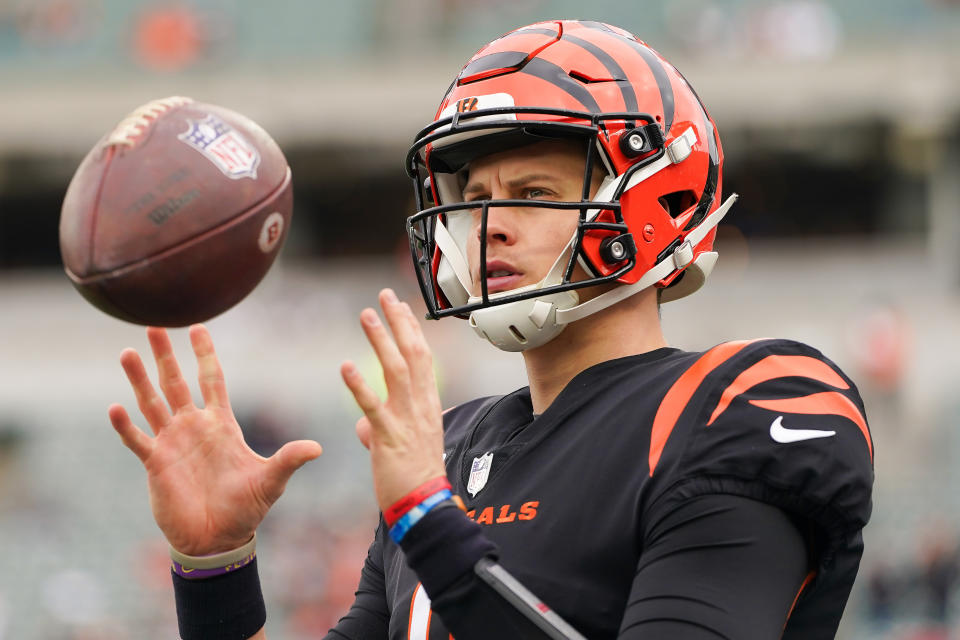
[175,494,809,639]
[400,493,809,639]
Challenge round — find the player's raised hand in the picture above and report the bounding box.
[341,289,447,512]
[108,325,323,556]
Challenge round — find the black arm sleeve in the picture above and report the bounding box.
[405,494,808,639]
[325,526,391,639]
[400,504,537,638]
[172,528,390,640]
[620,493,810,639]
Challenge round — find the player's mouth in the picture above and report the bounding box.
[481,261,524,294]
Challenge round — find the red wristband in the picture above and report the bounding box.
[384,476,452,527]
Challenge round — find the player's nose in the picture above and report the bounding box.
[476,205,518,246]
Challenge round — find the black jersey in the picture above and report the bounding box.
[329,339,874,639]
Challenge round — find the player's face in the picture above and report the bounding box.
[462,140,604,296]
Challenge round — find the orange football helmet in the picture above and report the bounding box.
[406,20,737,351]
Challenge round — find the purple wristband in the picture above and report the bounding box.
[171,550,256,579]
[170,534,258,581]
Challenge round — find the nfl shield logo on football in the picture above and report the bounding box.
[467,452,494,497]
[178,114,260,179]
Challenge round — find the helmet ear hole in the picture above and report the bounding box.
[658,190,698,218]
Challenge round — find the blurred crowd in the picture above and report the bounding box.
[865,527,960,640]
[1,0,959,638]
[1,0,959,73]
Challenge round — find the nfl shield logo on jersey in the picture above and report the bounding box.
[467,452,494,497]
[178,114,260,179]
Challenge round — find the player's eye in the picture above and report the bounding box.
[524,187,553,200]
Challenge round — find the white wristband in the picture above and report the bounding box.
[170,533,257,570]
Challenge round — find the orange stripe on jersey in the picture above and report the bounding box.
[706,355,850,426]
[750,392,873,461]
[408,582,432,639]
[648,340,756,476]
[784,570,817,630]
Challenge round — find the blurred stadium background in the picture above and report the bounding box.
[0,0,959,637]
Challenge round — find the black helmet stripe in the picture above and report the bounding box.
[575,21,720,230]
[685,144,719,230]
[577,22,675,133]
[673,68,720,165]
[562,34,638,113]
[458,51,534,83]
[455,27,560,85]
[672,69,720,230]
[620,40,675,134]
[519,58,602,113]
[457,51,602,114]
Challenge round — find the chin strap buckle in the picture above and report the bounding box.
[666,129,695,164]
[528,299,554,329]
[672,240,694,270]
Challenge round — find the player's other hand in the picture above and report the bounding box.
[342,289,447,512]
[108,325,323,556]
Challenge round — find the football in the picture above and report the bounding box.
[59,96,292,326]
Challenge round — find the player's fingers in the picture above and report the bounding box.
[261,439,324,504]
[380,290,431,371]
[396,300,442,410]
[189,325,230,410]
[403,302,433,351]
[147,327,195,412]
[341,361,387,428]
[382,295,442,418]
[359,307,412,402]
[108,403,154,463]
[119,348,172,434]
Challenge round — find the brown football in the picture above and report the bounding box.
[59,96,292,326]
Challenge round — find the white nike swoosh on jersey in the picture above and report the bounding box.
[769,415,837,443]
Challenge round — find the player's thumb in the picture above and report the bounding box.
[355,417,373,450]
[262,440,323,502]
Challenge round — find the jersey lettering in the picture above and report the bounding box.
[465,501,539,524]
[519,501,539,520]
[496,505,516,523]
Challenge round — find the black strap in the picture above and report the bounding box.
[172,557,266,640]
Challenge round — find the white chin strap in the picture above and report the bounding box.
[556,193,737,324]
[468,193,737,352]
[466,238,581,352]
